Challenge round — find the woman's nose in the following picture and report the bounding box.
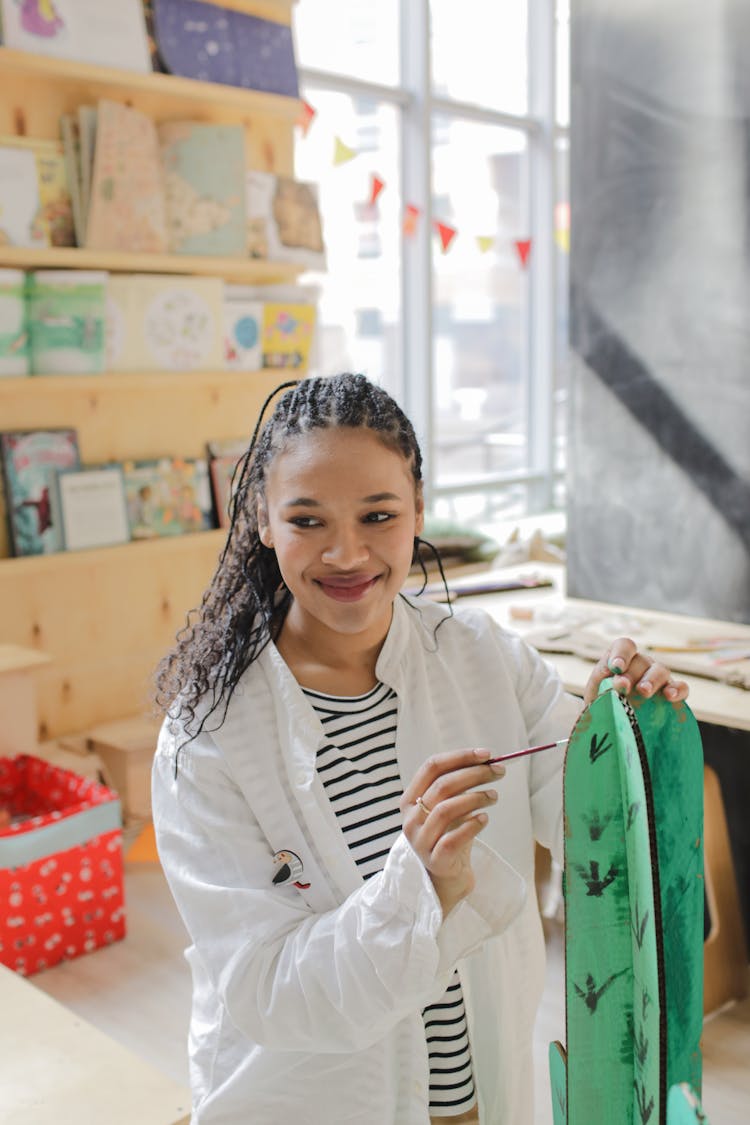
[320,525,369,568]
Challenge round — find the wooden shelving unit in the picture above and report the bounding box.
[0,6,303,740]
[0,246,303,284]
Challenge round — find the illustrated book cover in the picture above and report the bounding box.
[206,438,247,529]
[262,302,316,371]
[223,284,263,370]
[0,428,80,556]
[122,457,213,539]
[158,122,247,256]
[55,466,131,551]
[0,135,75,248]
[0,0,152,73]
[152,0,298,97]
[246,171,326,270]
[106,274,224,371]
[85,99,168,254]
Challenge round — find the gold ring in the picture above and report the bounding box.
[415,795,431,816]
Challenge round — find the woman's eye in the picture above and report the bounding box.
[364,511,394,523]
[290,516,321,528]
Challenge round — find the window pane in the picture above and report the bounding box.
[430,0,528,114]
[431,118,529,495]
[554,136,569,489]
[295,89,402,400]
[556,0,570,126]
[294,0,401,87]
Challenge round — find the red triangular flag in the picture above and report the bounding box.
[296,100,316,136]
[403,203,421,238]
[514,238,532,267]
[369,175,385,206]
[434,221,457,254]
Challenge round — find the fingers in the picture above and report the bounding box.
[585,636,690,704]
[400,748,504,812]
[413,788,499,850]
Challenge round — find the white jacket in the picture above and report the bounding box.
[152,596,581,1124]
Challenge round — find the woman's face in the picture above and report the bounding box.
[258,426,423,650]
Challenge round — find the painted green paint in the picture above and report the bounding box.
[551,683,707,1124]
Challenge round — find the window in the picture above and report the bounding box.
[294,1,569,521]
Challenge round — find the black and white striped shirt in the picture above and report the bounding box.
[304,682,476,1117]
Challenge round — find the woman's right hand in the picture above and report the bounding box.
[400,748,505,918]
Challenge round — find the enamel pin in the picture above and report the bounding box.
[272,849,310,889]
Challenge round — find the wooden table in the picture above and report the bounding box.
[453,562,750,1013]
[0,963,190,1124]
[453,562,750,731]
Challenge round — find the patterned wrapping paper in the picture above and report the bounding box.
[0,755,125,977]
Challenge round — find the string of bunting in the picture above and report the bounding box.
[296,101,568,265]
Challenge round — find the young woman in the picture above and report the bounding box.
[153,373,687,1125]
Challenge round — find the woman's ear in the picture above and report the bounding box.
[257,502,273,548]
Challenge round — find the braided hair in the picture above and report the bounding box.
[155,373,425,744]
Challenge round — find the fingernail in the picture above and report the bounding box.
[608,659,625,674]
[490,761,506,775]
[474,748,490,760]
[486,788,499,800]
[614,677,630,695]
[476,813,489,826]
[637,680,653,696]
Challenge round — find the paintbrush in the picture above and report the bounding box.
[487,737,569,765]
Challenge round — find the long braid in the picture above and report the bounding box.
[154,373,424,748]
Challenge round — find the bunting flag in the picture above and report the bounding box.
[434,220,457,254]
[476,235,494,254]
[369,174,385,206]
[403,203,421,238]
[296,99,316,137]
[333,136,357,165]
[515,238,532,267]
[554,200,570,253]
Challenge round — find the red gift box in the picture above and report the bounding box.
[0,754,125,976]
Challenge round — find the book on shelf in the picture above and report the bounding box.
[151,0,299,98]
[0,0,152,73]
[122,457,213,539]
[77,105,98,241]
[206,437,248,530]
[223,285,263,370]
[246,172,326,271]
[106,274,225,372]
[158,122,247,257]
[85,99,168,254]
[54,465,131,552]
[0,135,75,248]
[262,301,316,371]
[0,428,80,557]
[59,114,84,247]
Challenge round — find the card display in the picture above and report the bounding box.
[0,428,80,556]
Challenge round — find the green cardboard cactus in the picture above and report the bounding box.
[549,682,709,1124]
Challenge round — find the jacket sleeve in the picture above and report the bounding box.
[496,627,583,864]
[152,723,526,1055]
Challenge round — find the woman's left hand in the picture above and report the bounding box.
[583,637,689,706]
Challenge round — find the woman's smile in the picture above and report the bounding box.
[315,574,381,602]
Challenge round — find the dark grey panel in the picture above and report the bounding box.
[568,0,750,622]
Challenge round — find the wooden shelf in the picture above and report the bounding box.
[1,528,227,577]
[0,246,304,284]
[0,47,300,121]
[0,368,286,461]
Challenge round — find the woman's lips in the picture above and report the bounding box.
[316,575,380,602]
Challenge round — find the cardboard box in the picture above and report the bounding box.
[81,715,161,821]
[0,754,125,976]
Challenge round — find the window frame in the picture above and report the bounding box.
[297,0,567,516]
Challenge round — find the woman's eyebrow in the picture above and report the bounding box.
[282,497,320,508]
[362,492,401,503]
